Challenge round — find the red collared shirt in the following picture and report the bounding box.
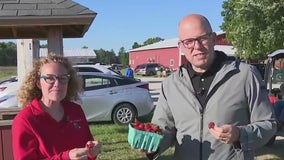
[12,98,94,160]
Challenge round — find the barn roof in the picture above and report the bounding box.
[39,48,96,57]
[130,38,179,52]
[0,0,96,39]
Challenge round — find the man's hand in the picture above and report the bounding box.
[209,123,240,144]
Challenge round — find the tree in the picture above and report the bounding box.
[118,47,129,66]
[132,37,164,49]
[221,0,284,60]
[143,37,164,46]
[132,42,141,49]
[94,48,117,64]
[0,42,17,66]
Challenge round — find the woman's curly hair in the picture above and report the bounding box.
[18,53,82,107]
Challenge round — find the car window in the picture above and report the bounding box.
[136,64,146,69]
[115,78,138,86]
[82,75,116,91]
[74,67,102,73]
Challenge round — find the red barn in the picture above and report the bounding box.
[129,31,235,71]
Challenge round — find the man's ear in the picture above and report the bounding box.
[212,32,217,45]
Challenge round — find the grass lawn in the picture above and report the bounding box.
[1,66,283,160]
[89,115,175,160]
[90,118,283,160]
[0,66,17,81]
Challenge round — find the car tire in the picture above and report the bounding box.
[112,103,137,125]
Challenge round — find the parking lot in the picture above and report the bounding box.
[139,77,165,106]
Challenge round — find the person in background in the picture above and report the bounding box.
[12,53,102,160]
[125,65,134,78]
[274,83,284,127]
[146,14,277,160]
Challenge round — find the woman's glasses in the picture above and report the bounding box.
[40,74,70,84]
[179,32,212,49]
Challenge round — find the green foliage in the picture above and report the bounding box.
[0,36,164,66]
[89,122,175,160]
[132,42,141,49]
[118,47,129,66]
[221,0,284,60]
[132,37,164,50]
[94,48,118,64]
[0,42,17,66]
[143,37,164,46]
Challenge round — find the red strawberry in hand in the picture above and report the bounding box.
[208,122,215,129]
[86,142,94,149]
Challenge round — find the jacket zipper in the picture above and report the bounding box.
[200,109,204,160]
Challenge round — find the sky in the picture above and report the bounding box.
[64,0,225,53]
[1,1,225,53]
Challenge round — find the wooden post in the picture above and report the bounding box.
[47,26,63,55]
[16,39,39,89]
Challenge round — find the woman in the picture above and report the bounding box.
[12,53,101,160]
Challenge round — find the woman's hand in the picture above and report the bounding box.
[86,140,102,159]
[68,140,102,160]
[69,147,89,160]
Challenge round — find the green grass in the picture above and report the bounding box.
[88,120,283,160]
[1,66,283,160]
[0,66,17,81]
[89,116,175,160]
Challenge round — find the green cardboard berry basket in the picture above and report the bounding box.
[128,124,163,152]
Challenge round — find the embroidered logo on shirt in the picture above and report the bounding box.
[66,116,82,129]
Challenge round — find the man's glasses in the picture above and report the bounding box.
[179,32,213,49]
[40,74,70,84]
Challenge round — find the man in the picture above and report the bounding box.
[274,83,284,127]
[125,65,134,78]
[147,14,277,160]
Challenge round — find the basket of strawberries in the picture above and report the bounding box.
[128,119,163,152]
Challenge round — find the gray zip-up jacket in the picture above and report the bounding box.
[151,55,277,160]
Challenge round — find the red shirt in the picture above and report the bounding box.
[12,98,94,160]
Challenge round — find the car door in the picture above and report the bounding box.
[79,75,121,122]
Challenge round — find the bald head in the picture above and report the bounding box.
[178,14,212,40]
[177,14,216,72]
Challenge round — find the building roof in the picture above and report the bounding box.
[130,38,179,52]
[0,0,97,39]
[39,48,96,57]
[129,31,236,56]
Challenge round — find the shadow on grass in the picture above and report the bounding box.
[134,154,174,160]
[255,137,284,159]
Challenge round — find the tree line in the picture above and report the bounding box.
[0,42,17,66]
[0,37,163,66]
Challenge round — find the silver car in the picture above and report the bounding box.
[78,72,154,124]
[0,72,154,125]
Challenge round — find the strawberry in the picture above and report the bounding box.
[133,119,141,129]
[137,123,145,130]
[86,142,94,149]
[208,122,215,129]
[131,120,163,135]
